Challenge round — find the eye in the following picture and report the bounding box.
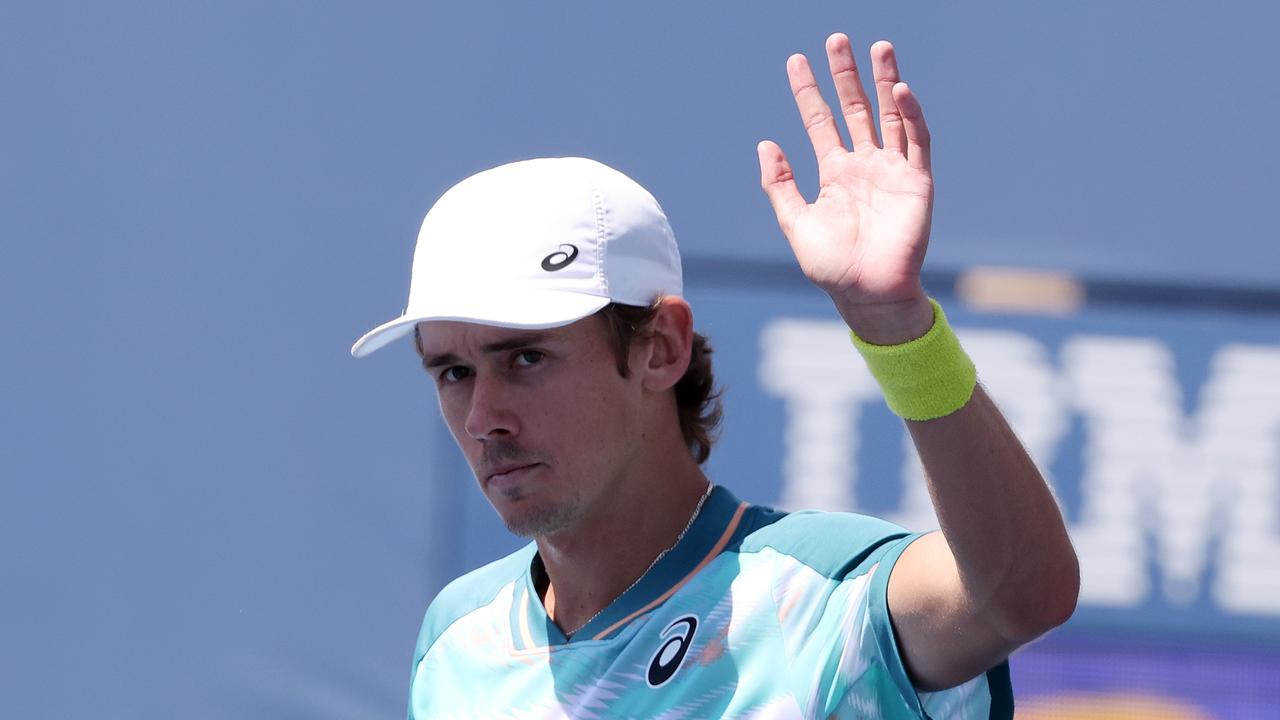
[514,350,545,367]
[438,366,471,383]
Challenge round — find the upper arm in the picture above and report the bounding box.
[886,531,1021,691]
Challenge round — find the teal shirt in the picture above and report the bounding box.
[409,486,1012,719]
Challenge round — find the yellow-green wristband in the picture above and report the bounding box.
[848,298,976,421]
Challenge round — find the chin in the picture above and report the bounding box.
[499,498,580,538]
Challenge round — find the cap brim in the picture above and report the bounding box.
[350,291,611,357]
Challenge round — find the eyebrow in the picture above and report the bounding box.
[421,333,556,369]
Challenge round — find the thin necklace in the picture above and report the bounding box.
[555,483,715,638]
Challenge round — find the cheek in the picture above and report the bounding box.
[434,388,473,445]
[555,375,644,453]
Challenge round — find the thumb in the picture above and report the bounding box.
[757,140,806,236]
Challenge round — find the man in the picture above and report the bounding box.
[353,34,1078,718]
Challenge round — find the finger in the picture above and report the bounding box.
[893,83,931,171]
[757,140,807,236]
[825,32,879,151]
[870,41,907,155]
[786,53,845,161]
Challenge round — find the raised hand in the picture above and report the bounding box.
[759,33,935,343]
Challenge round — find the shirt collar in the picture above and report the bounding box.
[519,484,750,646]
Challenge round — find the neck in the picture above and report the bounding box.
[537,454,710,637]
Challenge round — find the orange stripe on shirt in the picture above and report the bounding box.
[591,501,749,641]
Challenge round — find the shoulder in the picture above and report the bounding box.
[412,543,536,661]
[736,505,913,580]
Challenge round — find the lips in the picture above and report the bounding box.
[485,463,541,489]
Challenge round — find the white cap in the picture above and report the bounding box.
[351,157,683,357]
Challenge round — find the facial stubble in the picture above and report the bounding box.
[479,438,583,538]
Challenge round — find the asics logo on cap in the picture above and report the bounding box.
[540,244,579,272]
[646,615,698,688]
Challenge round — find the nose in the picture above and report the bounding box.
[463,373,518,440]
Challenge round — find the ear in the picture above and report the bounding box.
[638,297,694,392]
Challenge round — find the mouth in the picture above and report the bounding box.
[485,463,542,490]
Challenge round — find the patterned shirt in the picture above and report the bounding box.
[409,485,1012,718]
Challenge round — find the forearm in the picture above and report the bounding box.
[905,384,1079,639]
[839,292,1079,636]
[843,294,1080,688]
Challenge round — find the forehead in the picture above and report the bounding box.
[413,316,603,359]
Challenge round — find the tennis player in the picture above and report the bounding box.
[353,34,1078,719]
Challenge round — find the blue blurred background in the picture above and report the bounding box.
[3,2,1278,717]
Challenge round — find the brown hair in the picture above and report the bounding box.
[596,302,723,464]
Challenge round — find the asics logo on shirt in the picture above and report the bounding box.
[540,244,579,271]
[646,615,698,688]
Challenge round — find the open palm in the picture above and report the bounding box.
[759,34,934,311]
